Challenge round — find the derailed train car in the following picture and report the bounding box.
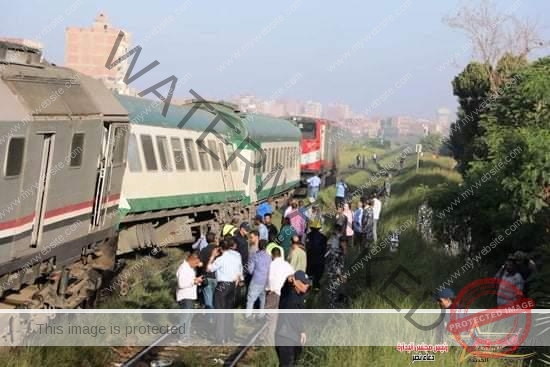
[0,42,129,308]
[0,41,302,308]
[115,97,301,254]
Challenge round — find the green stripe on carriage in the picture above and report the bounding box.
[122,190,246,215]
[255,179,300,201]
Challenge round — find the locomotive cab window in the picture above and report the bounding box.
[127,134,142,172]
[5,137,25,177]
[184,138,199,171]
[140,135,158,171]
[299,122,316,139]
[69,133,84,168]
[156,136,172,171]
[171,137,186,171]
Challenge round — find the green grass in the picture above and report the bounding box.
[248,145,522,366]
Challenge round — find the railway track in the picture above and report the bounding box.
[113,322,267,367]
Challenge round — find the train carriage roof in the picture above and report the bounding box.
[184,101,302,143]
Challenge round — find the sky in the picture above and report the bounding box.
[2,0,549,119]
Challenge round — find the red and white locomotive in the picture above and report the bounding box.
[287,116,339,187]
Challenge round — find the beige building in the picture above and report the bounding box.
[0,37,43,51]
[65,13,132,95]
[304,100,322,118]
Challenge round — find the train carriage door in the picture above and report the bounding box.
[91,123,124,228]
[30,133,55,247]
[218,142,236,193]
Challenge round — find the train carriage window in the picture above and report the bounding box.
[275,148,280,168]
[197,142,211,171]
[127,134,142,172]
[156,136,172,171]
[5,137,25,177]
[218,143,228,169]
[207,140,221,171]
[140,135,158,171]
[289,147,294,168]
[253,149,261,175]
[225,144,239,171]
[184,139,199,171]
[269,149,275,172]
[170,137,186,171]
[260,148,267,173]
[113,127,127,165]
[69,133,85,168]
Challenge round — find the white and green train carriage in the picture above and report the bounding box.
[115,95,301,254]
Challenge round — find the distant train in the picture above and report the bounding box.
[0,41,310,308]
[287,116,340,187]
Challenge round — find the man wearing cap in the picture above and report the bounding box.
[275,270,311,366]
[254,215,269,242]
[433,288,460,343]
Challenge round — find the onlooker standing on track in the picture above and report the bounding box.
[256,198,274,220]
[254,215,269,242]
[305,221,327,291]
[207,240,243,344]
[192,233,209,252]
[372,194,382,243]
[198,233,218,315]
[326,226,347,309]
[264,213,279,243]
[361,200,375,249]
[288,235,307,272]
[289,201,306,240]
[176,253,203,343]
[343,202,354,244]
[373,153,377,164]
[306,174,321,201]
[234,222,251,308]
[275,271,311,366]
[355,154,361,168]
[246,239,271,319]
[248,230,260,259]
[263,247,294,345]
[335,178,348,209]
[352,199,365,248]
[277,217,297,259]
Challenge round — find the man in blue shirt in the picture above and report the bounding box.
[256,198,273,219]
[335,177,348,209]
[246,240,271,319]
[352,199,365,247]
[306,175,321,201]
[207,239,244,344]
[254,215,269,241]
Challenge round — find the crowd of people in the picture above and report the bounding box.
[175,182,386,365]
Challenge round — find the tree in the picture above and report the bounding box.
[443,0,548,91]
[419,133,443,153]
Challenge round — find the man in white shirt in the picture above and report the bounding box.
[207,239,244,344]
[176,253,203,342]
[372,194,382,242]
[306,175,321,201]
[263,247,295,345]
